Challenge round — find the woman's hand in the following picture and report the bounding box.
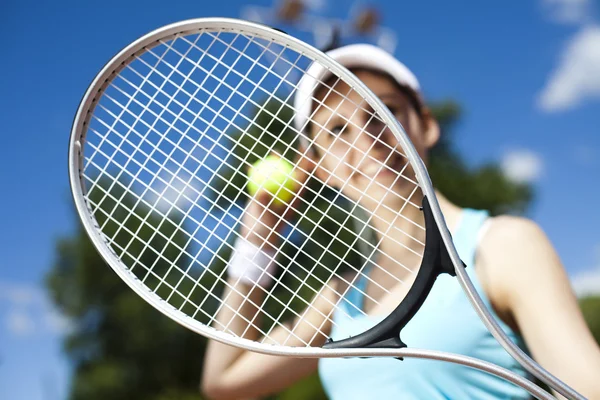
[239,150,315,253]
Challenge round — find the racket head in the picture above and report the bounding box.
[68,17,453,355]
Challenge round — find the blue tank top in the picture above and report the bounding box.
[318,208,531,399]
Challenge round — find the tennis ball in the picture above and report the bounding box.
[247,155,297,206]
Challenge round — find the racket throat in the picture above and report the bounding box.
[324,332,406,349]
[322,196,462,353]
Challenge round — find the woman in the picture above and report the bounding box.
[202,44,600,399]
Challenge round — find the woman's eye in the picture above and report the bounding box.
[386,105,409,128]
[386,105,400,115]
[329,124,345,136]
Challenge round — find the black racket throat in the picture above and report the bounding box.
[322,196,463,352]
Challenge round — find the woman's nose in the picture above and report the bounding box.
[351,116,391,155]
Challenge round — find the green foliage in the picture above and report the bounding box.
[579,296,600,345]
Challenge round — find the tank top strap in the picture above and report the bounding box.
[452,208,490,269]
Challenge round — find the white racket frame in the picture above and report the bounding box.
[68,18,582,400]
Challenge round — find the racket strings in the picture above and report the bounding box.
[91,85,384,340]
[302,85,425,254]
[237,83,405,322]
[84,143,371,336]
[82,28,427,347]
[153,30,420,194]
[100,34,212,287]
[83,43,175,213]
[102,53,424,251]
[89,98,366,342]
[94,71,422,291]
[188,29,401,145]
[93,85,420,323]
[166,31,422,198]
[86,185,331,346]
[84,140,366,340]
[90,32,422,338]
[84,158,350,322]
[113,36,423,227]
[86,121,386,314]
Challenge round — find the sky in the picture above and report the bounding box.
[1,0,599,399]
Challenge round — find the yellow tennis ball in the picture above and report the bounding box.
[247,155,297,206]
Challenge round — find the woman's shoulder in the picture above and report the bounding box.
[447,204,553,273]
[480,214,550,254]
[475,213,560,313]
[477,213,555,279]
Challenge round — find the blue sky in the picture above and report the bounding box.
[1,0,599,399]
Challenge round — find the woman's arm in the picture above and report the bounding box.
[202,277,337,400]
[478,216,600,400]
[201,153,335,399]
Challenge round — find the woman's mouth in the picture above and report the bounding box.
[361,156,404,179]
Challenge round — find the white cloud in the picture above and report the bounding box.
[150,166,203,214]
[302,0,326,12]
[0,281,39,306]
[6,310,35,336]
[0,280,73,337]
[43,308,74,335]
[542,0,593,25]
[538,25,600,111]
[501,149,544,183]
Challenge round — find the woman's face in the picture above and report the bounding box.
[310,70,439,210]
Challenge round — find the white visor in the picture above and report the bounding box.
[292,43,422,141]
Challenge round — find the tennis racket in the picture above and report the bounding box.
[68,18,582,400]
